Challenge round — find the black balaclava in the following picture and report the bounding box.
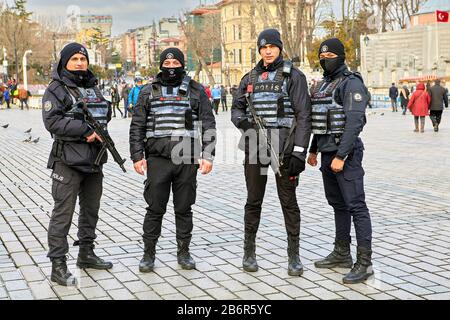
[159,47,185,86]
[318,38,346,76]
[58,42,95,88]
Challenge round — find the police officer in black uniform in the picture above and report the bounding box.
[231,29,312,276]
[42,43,113,286]
[130,48,216,273]
[307,38,373,284]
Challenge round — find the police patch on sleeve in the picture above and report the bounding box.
[353,93,362,102]
[43,100,53,112]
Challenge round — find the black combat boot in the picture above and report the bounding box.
[177,239,196,270]
[242,232,258,272]
[51,256,77,287]
[314,240,353,269]
[343,246,374,284]
[287,235,304,276]
[139,242,156,273]
[76,244,113,270]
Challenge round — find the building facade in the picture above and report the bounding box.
[360,0,450,89]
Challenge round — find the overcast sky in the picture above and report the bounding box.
[24,0,340,36]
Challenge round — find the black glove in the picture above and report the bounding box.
[239,119,253,131]
[288,153,306,176]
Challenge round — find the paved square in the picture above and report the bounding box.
[0,105,449,300]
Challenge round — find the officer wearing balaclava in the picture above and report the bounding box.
[307,38,373,284]
[130,47,216,273]
[42,42,114,287]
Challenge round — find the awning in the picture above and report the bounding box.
[399,75,438,82]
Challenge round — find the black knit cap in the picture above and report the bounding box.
[257,28,283,53]
[58,42,90,71]
[319,38,345,58]
[159,47,185,69]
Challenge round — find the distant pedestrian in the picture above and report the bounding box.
[111,85,123,118]
[389,82,398,112]
[429,79,448,132]
[18,87,31,110]
[121,82,130,118]
[407,82,430,133]
[4,88,10,109]
[399,84,410,115]
[220,85,228,111]
[211,85,221,115]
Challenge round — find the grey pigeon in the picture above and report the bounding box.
[24,128,32,133]
[32,137,40,143]
[380,113,384,116]
[23,136,32,143]
[1,124,8,128]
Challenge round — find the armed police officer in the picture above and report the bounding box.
[307,38,373,284]
[130,48,216,273]
[42,43,114,286]
[231,29,312,276]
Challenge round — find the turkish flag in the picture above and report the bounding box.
[436,10,449,23]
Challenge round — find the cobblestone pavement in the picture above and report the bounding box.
[0,105,449,300]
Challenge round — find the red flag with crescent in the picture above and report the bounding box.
[436,10,449,23]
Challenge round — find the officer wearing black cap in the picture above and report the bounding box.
[231,29,312,276]
[130,47,216,273]
[42,42,113,286]
[307,38,373,284]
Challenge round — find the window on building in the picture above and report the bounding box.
[239,49,242,64]
[238,25,242,40]
[174,42,179,46]
[233,25,236,41]
[251,48,256,64]
[238,4,241,16]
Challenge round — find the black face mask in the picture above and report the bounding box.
[320,56,345,75]
[61,68,93,87]
[161,67,184,83]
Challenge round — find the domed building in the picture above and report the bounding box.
[411,0,450,26]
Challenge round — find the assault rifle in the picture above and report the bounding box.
[244,56,301,177]
[72,100,127,172]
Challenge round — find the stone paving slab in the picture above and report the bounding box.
[0,107,449,300]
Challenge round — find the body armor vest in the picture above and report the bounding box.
[57,86,109,142]
[247,67,295,128]
[311,77,346,135]
[146,83,199,139]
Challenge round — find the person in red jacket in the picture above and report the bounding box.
[407,82,430,133]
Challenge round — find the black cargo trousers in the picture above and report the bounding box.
[142,156,198,251]
[244,156,301,237]
[47,161,103,259]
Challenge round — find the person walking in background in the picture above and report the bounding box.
[429,79,448,132]
[111,85,123,118]
[399,84,410,115]
[389,82,398,112]
[121,82,130,118]
[4,88,10,109]
[211,84,221,115]
[128,77,144,117]
[407,82,430,133]
[220,85,228,111]
[18,86,31,110]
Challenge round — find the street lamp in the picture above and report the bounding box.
[13,19,23,82]
[22,50,32,91]
[2,47,7,82]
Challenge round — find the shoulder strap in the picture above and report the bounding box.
[179,75,191,97]
[151,83,162,99]
[249,69,258,86]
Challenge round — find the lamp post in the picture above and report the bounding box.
[22,50,32,91]
[13,19,23,83]
[2,47,7,82]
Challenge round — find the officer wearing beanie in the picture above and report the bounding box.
[130,47,216,273]
[42,43,113,286]
[231,29,312,276]
[307,38,373,284]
